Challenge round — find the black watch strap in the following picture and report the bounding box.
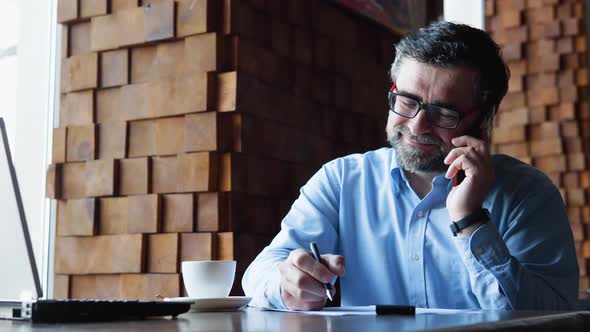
[450,208,490,236]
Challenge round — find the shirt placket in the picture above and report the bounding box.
[407,202,429,308]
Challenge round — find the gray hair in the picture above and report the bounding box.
[390,21,509,135]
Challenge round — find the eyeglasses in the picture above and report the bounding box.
[388,82,464,129]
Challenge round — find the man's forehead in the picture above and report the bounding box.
[396,59,478,102]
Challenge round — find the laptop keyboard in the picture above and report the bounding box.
[26,299,190,322]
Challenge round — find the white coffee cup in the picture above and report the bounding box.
[181,260,236,298]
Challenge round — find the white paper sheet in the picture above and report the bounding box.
[262,306,481,316]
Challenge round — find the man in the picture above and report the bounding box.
[242,21,579,310]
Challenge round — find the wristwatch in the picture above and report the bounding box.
[450,208,491,236]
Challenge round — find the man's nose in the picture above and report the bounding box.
[406,109,432,136]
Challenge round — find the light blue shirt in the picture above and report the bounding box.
[242,148,579,310]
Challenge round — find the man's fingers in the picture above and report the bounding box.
[451,135,488,154]
[279,249,344,311]
[279,261,327,298]
[321,254,345,276]
[281,275,326,302]
[289,249,334,283]
[281,287,325,311]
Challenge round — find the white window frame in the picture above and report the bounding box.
[13,0,59,298]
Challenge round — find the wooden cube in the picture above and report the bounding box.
[149,73,215,117]
[128,194,161,233]
[495,142,529,158]
[52,128,67,163]
[85,159,117,197]
[177,0,218,37]
[152,156,178,193]
[130,46,157,84]
[184,32,221,73]
[147,233,179,273]
[529,122,559,140]
[99,197,128,234]
[180,233,215,261]
[55,234,144,274]
[128,119,156,157]
[526,88,558,107]
[120,274,180,300]
[46,164,62,199]
[98,122,127,159]
[70,22,91,56]
[219,152,248,192]
[567,189,586,207]
[184,112,232,152]
[196,192,226,232]
[61,53,98,93]
[61,162,86,199]
[155,117,185,156]
[96,88,121,123]
[61,198,96,236]
[217,232,234,260]
[144,0,174,42]
[61,24,69,59]
[495,107,529,127]
[53,275,70,299]
[529,139,563,157]
[112,0,139,12]
[66,124,96,162]
[491,125,526,144]
[80,0,107,18]
[119,157,150,195]
[177,152,218,192]
[71,275,122,299]
[568,153,586,171]
[101,49,129,88]
[163,194,195,233]
[60,90,94,127]
[533,155,567,173]
[90,14,120,51]
[216,71,237,111]
[271,19,291,58]
[57,0,78,23]
[121,83,150,120]
[152,41,186,81]
[525,6,554,24]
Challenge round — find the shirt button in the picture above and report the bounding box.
[475,248,484,255]
[412,254,420,261]
[464,251,470,259]
[417,211,424,218]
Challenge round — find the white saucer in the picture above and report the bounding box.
[164,296,252,312]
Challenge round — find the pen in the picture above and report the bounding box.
[309,242,334,302]
[376,305,416,315]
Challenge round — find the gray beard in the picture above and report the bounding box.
[387,125,448,173]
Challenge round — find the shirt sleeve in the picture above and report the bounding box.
[242,163,341,309]
[453,188,579,310]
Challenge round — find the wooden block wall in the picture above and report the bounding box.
[50,0,397,299]
[486,0,590,297]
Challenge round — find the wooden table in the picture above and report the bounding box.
[3,308,590,331]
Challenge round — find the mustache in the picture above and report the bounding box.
[393,125,444,145]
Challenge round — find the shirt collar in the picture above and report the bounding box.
[389,148,452,193]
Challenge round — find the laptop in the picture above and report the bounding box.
[0,118,190,322]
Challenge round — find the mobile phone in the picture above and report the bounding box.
[452,126,483,187]
[452,170,466,186]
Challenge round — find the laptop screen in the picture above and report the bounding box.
[0,118,41,300]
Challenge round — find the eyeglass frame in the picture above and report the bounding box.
[388,82,466,129]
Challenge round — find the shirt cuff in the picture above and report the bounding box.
[453,222,510,273]
[264,266,289,309]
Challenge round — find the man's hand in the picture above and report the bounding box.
[278,249,345,311]
[444,135,495,222]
